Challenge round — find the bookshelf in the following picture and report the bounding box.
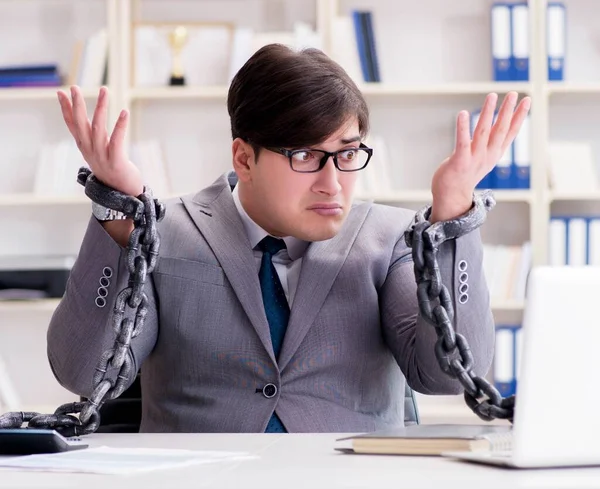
[0,0,598,421]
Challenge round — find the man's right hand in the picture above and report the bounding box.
[57,86,143,247]
[57,85,144,198]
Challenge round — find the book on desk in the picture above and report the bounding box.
[336,424,512,456]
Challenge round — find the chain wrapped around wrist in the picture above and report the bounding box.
[0,167,166,436]
[404,189,515,423]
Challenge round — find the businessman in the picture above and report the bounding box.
[48,44,530,433]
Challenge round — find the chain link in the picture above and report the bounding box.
[404,190,516,423]
[0,167,165,436]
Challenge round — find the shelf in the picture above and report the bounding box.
[481,190,533,203]
[359,82,532,96]
[0,193,89,206]
[0,86,99,101]
[550,191,600,202]
[546,83,600,95]
[0,299,60,313]
[357,190,533,204]
[127,82,532,101]
[128,86,229,101]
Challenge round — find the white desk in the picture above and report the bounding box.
[2,433,600,489]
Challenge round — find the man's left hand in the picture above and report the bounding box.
[429,91,531,223]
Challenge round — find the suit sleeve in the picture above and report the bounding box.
[47,216,159,398]
[380,225,495,395]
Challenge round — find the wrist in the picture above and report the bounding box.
[430,195,473,223]
[101,220,135,248]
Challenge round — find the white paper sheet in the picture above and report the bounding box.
[0,446,257,475]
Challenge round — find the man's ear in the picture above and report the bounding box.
[232,138,255,183]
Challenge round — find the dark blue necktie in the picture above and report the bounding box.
[258,236,289,433]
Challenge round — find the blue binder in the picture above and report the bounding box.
[550,215,591,266]
[352,10,372,82]
[512,325,522,393]
[472,110,495,189]
[547,2,566,81]
[494,325,518,397]
[512,113,530,188]
[363,11,381,83]
[511,3,529,81]
[491,111,514,189]
[491,3,513,81]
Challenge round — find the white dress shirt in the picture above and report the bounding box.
[232,184,309,307]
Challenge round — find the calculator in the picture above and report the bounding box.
[0,429,89,455]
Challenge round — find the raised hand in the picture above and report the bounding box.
[57,86,144,197]
[429,91,531,223]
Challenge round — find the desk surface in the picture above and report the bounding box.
[2,433,600,489]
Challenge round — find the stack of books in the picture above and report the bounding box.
[0,64,61,88]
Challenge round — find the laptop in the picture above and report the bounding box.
[443,266,600,468]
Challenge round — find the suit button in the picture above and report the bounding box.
[262,383,277,398]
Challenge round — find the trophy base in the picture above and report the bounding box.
[169,76,185,86]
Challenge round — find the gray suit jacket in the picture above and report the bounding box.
[47,172,495,433]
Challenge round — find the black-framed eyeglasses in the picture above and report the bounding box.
[264,143,373,173]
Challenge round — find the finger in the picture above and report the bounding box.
[471,93,498,155]
[499,97,531,154]
[91,87,109,161]
[454,110,471,158]
[488,91,518,151]
[70,85,93,155]
[108,109,129,161]
[56,90,78,139]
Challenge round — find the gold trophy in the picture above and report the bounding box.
[168,25,188,86]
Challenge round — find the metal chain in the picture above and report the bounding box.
[0,167,165,436]
[404,190,516,423]
[0,171,509,431]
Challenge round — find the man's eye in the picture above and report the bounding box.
[339,150,357,160]
[292,151,314,162]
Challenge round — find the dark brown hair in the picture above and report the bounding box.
[227,43,369,155]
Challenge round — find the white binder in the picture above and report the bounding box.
[588,218,600,266]
[549,218,567,266]
[491,4,512,81]
[511,3,529,81]
[547,3,566,81]
[567,217,587,266]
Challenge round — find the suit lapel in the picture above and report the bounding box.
[181,173,276,364]
[278,201,372,371]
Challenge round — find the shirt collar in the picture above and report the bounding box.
[232,183,309,260]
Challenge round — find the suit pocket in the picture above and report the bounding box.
[154,257,225,286]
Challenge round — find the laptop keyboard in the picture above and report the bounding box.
[487,451,513,459]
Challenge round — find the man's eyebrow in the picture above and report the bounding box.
[340,136,361,144]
